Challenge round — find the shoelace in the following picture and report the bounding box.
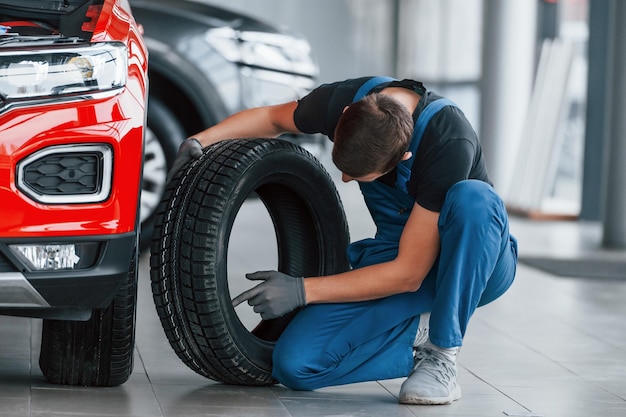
[412,347,456,386]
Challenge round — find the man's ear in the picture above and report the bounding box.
[401,151,412,161]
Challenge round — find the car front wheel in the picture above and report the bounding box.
[38,243,139,387]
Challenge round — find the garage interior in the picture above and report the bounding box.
[0,1,625,416]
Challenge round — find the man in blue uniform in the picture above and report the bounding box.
[174,76,518,405]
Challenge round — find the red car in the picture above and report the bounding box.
[0,0,147,386]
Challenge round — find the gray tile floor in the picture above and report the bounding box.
[2,159,626,416]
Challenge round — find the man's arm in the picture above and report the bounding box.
[192,101,301,147]
[232,202,440,319]
[167,101,302,182]
[305,202,440,303]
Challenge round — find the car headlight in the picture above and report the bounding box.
[240,67,315,107]
[0,42,127,100]
[204,27,318,77]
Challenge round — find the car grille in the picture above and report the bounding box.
[22,153,100,195]
[16,144,113,204]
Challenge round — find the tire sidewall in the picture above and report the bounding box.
[215,146,345,359]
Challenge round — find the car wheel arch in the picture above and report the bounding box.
[139,43,228,250]
[143,37,228,131]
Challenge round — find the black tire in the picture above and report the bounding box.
[39,244,138,387]
[149,138,350,385]
[140,98,186,251]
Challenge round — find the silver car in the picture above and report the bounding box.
[130,0,320,249]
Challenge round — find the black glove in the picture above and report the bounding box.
[166,138,203,183]
[232,271,306,320]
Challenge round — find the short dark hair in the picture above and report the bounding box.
[332,93,413,178]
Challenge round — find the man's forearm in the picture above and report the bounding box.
[303,260,427,304]
[192,102,300,147]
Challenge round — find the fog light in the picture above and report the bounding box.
[9,242,100,271]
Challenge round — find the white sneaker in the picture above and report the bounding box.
[399,346,462,405]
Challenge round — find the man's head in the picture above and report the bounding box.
[332,93,413,181]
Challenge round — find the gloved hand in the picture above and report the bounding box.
[166,137,203,183]
[232,271,306,320]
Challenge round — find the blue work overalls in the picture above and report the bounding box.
[272,77,518,390]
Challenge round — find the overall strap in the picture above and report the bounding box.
[395,98,457,193]
[352,76,396,102]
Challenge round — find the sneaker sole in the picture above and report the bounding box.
[399,386,462,405]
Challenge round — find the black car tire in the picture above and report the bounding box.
[150,138,350,385]
[140,98,186,251]
[38,244,139,387]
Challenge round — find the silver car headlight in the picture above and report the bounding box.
[204,27,318,77]
[0,42,127,100]
[239,67,315,108]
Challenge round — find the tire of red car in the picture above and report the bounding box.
[38,242,139,387]
[149,138,350,385]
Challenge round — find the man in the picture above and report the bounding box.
[172,76,518,405]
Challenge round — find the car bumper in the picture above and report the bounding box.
[0,232,136,319]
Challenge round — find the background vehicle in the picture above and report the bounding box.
[129,0,321,249]
[0,0,148,386]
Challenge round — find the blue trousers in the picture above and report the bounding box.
[272,180,518,390]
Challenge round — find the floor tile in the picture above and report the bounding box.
[30,380,162,417]
[279,396,416,417]
[151,384,290,417]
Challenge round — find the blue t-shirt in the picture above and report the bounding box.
[293,77,491,212]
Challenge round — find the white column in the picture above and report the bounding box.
[602,0,626,248]
[480,0,538,195]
